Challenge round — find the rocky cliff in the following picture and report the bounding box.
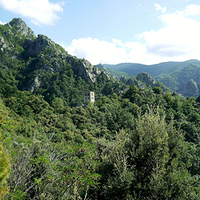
[65,57,109,82]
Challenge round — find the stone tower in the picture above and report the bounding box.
[84,91,95,104]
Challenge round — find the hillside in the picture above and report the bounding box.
[157,64,200,97]
[100,60,200,97]
[0,18,200,199]
[0,18,126,106]
[97,63,130,79]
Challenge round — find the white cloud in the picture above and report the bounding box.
[63,37,153,65]
[155,3,166,14]
[0,20,5,25]
[140,5,200,61]
[0,0,64,25]
[63,4,200,65]
[184,4,200,16]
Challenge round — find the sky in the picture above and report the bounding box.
[1,0,200,65]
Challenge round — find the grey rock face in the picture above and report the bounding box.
[26,34,67,57]
[178,79,199,97]
[120,75,127,83]
[81,59,101,82]
[28,76,41,92]
[27,34,53,56]
[136,72,156,87]
[0,36,7,51]
[7,18,35,39]
[25,34,68,73]
[66,57,104,82]
[126,77,145,88]
[0,36,14,54]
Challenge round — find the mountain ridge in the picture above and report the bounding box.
[102,59,200,77]
[99,60,200,97]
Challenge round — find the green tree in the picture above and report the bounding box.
[130,107,170,199]
[131,108,199,199]
[97,130,133,200]
[153,86,162,94]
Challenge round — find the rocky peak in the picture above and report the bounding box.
[7,18,35,39]
[136,72,156,88]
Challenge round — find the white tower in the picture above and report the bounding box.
[84,91,95,104]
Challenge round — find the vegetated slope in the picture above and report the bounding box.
[100,60,200,97]
[0,18,126,106]
[96,65,171,94]
[157,64,200,97]
[1,78,200,199]
[0,18,200,199]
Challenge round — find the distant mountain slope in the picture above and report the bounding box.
[103,60,200,78]
[97,64,170,93]
[96,64,129,79]
[157,64,200,97]
[100,60,200,97]
[160,64,200,85]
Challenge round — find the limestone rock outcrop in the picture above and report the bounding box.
[66,57,107,82]
[7,18,35,39]
[136,72,156,88]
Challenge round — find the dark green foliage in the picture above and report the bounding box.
[153,86,162,94]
